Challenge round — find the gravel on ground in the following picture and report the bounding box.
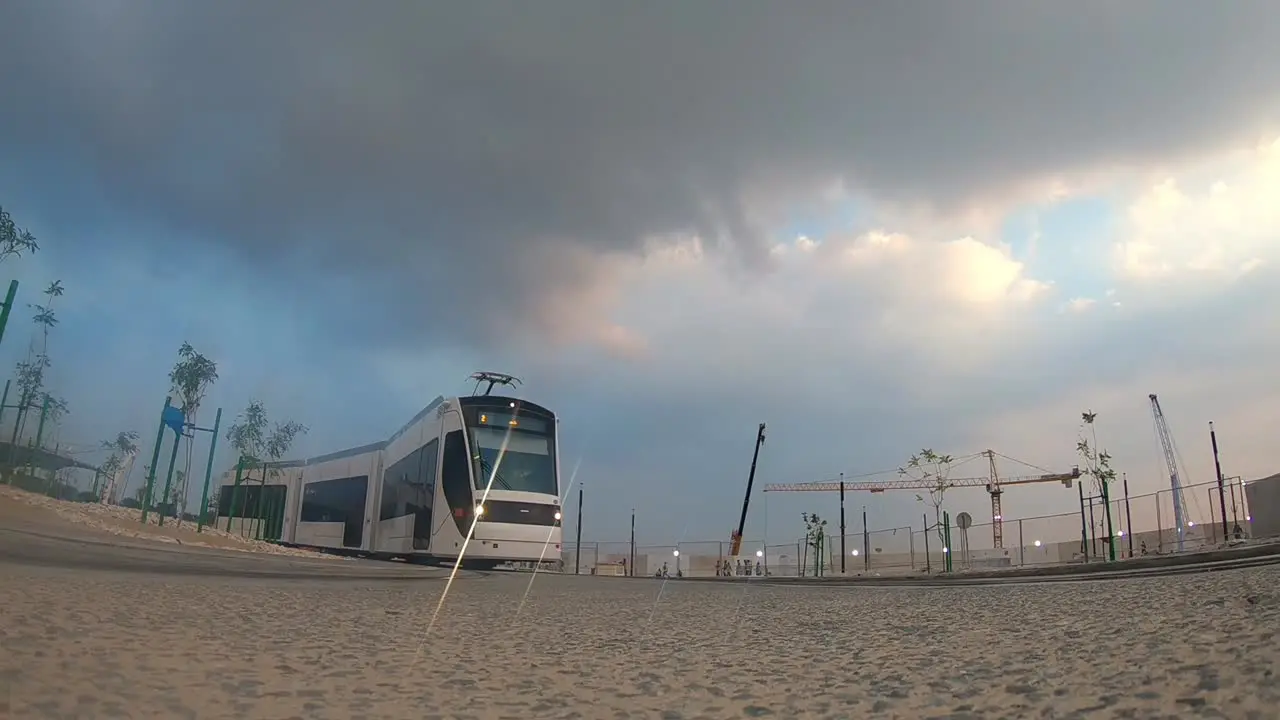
[1,555,1277,719]
[0,485,337,559]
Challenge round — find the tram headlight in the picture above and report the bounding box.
[554,511,562,521]
[474,504,485,516]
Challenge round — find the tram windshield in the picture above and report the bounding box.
[468,421,558,497]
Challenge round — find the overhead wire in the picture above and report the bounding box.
[813,451,987,486]
[991,451,1055,475]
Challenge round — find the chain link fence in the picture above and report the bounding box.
[565,477,1261,576]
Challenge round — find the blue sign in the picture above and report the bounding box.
[162,405,186,435]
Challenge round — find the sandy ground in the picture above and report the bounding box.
[1,526,1277,719]
[0,485,336,559]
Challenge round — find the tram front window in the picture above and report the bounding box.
[469,424,557,496]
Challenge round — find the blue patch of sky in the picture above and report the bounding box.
[1001,195,1120,303]
[778,195,873,243]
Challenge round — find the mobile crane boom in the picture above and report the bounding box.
[729,423,766,558]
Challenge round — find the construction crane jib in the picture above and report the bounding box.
[763,449,1079,549]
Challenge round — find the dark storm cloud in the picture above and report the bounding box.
[2,0,1278,348]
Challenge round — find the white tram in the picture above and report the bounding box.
[213,372,563,568]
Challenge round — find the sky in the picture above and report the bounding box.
[0,1,1277,549]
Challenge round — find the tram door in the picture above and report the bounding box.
[439,409,475,541]
[411,437,438,551]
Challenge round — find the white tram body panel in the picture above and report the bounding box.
[211,388,563,566]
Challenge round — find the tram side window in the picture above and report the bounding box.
[379,439,439,521]
[416,438,439,508]
[441,430,471,512]
[300,475,369,524]
[379,447,423,521]
[300,475,369,548]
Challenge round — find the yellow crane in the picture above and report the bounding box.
[763,449,1079,549]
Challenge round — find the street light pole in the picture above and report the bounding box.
[1210,422,1229,542]
[838,474,846,574]
[574,484,584,575]
[862,506,870,572]
[1123,472,1134,558]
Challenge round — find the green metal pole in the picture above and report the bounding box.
[140,397,171,524]
[0,280,19,480]
[227,456,246,533]
[268,485,281,541]
[44,441,59,497]
[157,427,182,527]
[0,378,8,484]
[1101,478,1116,562]
[91,469,102,501]
[196,407,222,533]
[34,394,50,489]
[0,279,18,348]
[33,393,49,450]
[254,461,269,540]
[4,388,23,485]
[0,378,9,430]
[273,485,285,541]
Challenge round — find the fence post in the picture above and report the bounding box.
[1207,488,1217,545]
[1018,519,1025,566]
[923,515,931,574]
[1155,495,1163,553]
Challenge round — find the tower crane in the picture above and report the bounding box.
[763,450,1079,549]
[1149,394,1188,552]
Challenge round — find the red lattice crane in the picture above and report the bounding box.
[763,450,1079,549]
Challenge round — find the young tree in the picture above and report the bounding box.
[167,342,219,524]
[31,279,62,356]
[899,448,955,546]
[0,205,40,265]
[99,430,141,502]
[226,400,307,536]
[1078,411,1118,561]
[10,280,65,447]
[46,395,70,426]
[227,400,307,467]
[169,343,219,417]
[206,487,221,524]
[0,204,39,465]
[169,470,187,510]
[801,512,828,577]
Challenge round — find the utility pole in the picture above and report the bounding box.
[1209,422,1229,542]
[574,484,584,575]
[629,508,635,577]
[838,474,846,574]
